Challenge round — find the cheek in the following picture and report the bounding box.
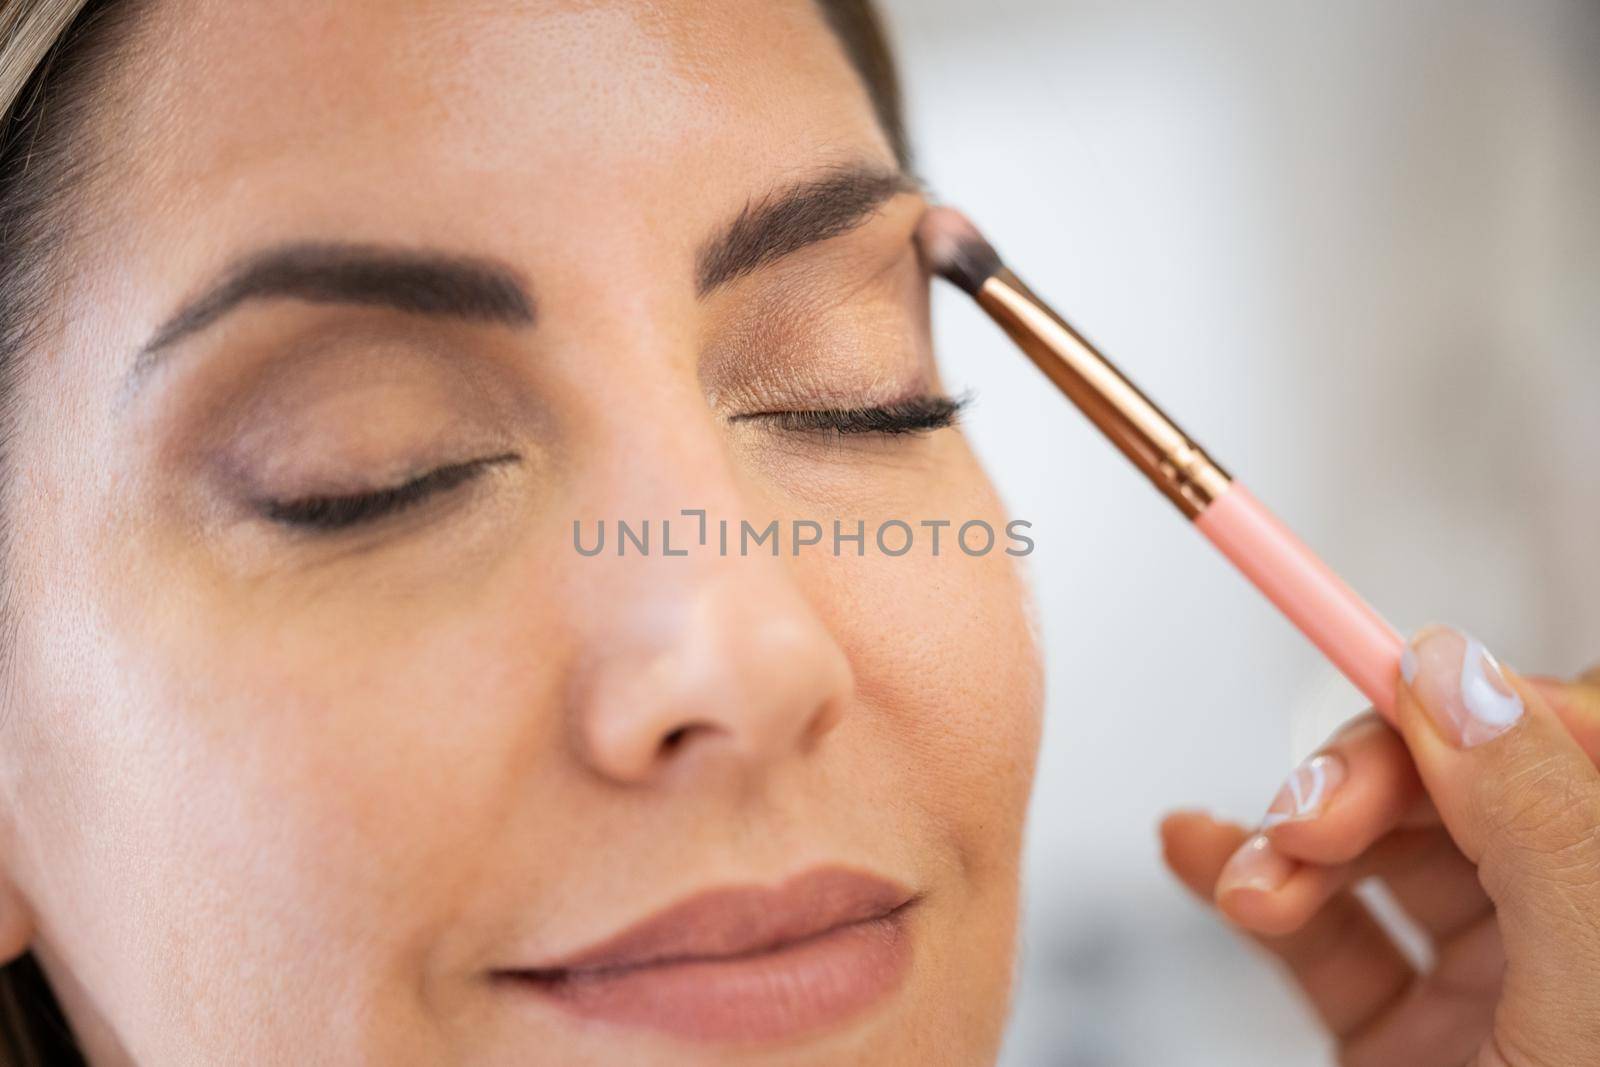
[812,468,1045,875]
[801,467,1043,1060]
[8,533,566,1052]
[129,584,560,940]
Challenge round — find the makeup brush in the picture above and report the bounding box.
[917,206,1404,721]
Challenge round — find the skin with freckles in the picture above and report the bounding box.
[0,2,1043,1065]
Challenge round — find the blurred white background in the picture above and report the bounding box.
[877,1,1600,1063]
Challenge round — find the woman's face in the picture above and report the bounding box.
[0,2,1043,1063]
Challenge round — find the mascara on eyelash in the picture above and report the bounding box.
[742,392,972,435]
[259,453,520,531]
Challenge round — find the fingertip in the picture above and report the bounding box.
[1216,885,1316,939]
[1158,808,1212,839]
[1257,717,1421,866]
[1400,626,1531,749]
[1214,850,1333,939]
[1213,834,1293,899]
[1162,814,1251,902]
[1158,810,1245,853]
[1213,835,1298,933]
[1393,628,1600,880]
[1157,817,1185,868]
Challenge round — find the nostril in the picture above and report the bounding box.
[658,721,723,759]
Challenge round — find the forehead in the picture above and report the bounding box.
[92,0,891,276]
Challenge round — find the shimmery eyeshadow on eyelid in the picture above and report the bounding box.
[698,271,932,408]
[702,351,932,416]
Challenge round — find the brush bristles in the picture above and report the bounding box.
[915,206,1004,296]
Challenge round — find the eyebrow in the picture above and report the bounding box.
[131,245,536,375]
[695,164,921,296]
[127,163,918,388]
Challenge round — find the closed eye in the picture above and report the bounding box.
[256,452,521,532]
[736,393,969,436]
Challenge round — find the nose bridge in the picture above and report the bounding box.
[560,381,854,788]
[568,370,750,563]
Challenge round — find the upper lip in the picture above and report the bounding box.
[507,866,917,978]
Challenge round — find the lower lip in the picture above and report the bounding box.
[498,908,914,1044]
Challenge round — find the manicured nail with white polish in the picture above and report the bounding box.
[1402,626,1524,748]
[1216,834,1293,895]
[1261,753,1346,829]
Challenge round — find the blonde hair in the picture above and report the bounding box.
[0,2,90,117]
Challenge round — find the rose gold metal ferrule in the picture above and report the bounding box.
[977,269,1232,519]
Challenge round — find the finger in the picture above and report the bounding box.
[1216,827,1482,941]
[1163,813,1416,1036]
[1364,829,1491,942]
[1339,916,1502,1067]
[1254,669,1600,938]
[1247,710,1490,937]
[1159,810,1251,901]
[1262,713,1433,866]
[1395,625,1600,1060]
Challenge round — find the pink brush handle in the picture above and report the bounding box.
[1195,483,1404,722]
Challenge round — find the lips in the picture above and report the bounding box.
[495,866,918,1043]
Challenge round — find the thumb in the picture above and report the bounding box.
[1395,625,1600,1059]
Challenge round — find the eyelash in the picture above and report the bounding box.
[735,393,969,436]
[259,453,521,532]
[259,395,967,533]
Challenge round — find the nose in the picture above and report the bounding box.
[572,554,853,785]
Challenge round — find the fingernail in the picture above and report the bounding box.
[1216,833,1293,894]
[1402,626,1524,748]
[1261,753,1347,828]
